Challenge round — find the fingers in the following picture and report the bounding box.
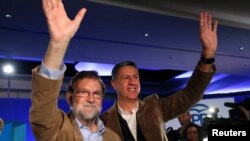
[200,12,217,32]
[74,8,87,27]
[42,0,61,13]
[42,0,50,14]
[208,13,212,29]
[49,0,61,8]
[200,12,210,29]
[199,12,204,29]
[212,20,218,33]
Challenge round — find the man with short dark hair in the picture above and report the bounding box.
[100,12,218,141]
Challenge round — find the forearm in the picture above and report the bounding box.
[162,63,215,120]
[198,62,215,73]
[43,39,70,70]
[185,62,215,97]
[177,62,215,112]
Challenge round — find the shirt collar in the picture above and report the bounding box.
[75,117,105,135]
[118,101,139,115]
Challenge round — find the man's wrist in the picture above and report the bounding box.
[39,61,66,79]
[199,55,215,64]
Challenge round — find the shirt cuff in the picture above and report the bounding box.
[39,61,66,79]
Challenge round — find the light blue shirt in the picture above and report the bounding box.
[76,118,105,141]
[39,61,66,79]
[39,62,105,141]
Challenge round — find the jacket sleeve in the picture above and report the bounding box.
[160,63,216,121]
[29,66,64,140]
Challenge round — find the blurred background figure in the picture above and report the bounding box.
[182,123,203,141]
[225,98,250,122]
[0,118,3,135]
[178,111,192,141]
[239,106,250,121]
[166,111,192,141]
[178,111,192,132]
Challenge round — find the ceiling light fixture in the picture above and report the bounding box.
[239,46,244,50]
[5,14,12,18]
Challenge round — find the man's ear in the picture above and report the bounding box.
[111,80,116,90]
[66,92,73,106]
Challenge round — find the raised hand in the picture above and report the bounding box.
[200,12,218,58]
[42,0,86,70]
[42,0,86,43]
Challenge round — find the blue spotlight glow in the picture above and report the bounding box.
[175,71,193,79]
[175,71,250,94]
[210,73,229,83]
[206,80,250,94]
[74,62,114,76]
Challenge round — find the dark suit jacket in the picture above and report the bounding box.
[101,64,216,141]
[30,66,121,141]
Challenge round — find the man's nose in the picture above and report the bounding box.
[129,77,137,84]
[86,93,94,102]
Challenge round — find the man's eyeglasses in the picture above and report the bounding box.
[75,90,104,99]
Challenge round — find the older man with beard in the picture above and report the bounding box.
[29,0,121,141]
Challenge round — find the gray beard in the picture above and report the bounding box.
[78,108,99,121]
[72,103,102,123]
